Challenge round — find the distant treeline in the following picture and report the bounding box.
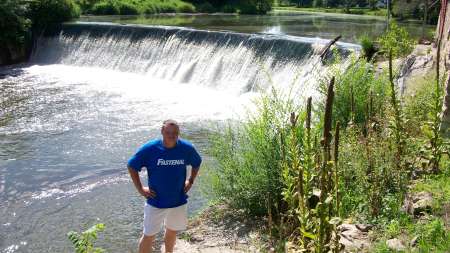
[279,0,440,24]
[76,0,273,15]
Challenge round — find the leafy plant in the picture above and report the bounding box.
[67,223,106,253]
[378,21,415,58]
[359,35,377,61]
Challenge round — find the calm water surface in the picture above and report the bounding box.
[79,10,434,43]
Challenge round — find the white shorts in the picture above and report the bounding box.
[143,203,188,236]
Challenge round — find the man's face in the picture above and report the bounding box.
[161,124,179,146]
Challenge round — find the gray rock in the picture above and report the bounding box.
[402,191,433,216]
[386,238,406,251]
[338,223,372,251]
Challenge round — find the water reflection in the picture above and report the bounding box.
[79,11,434,43]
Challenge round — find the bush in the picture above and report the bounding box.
[237,0,272,14]
[359,35,377,61]
[378,21,415,58]
[176,2,196,13]
[28,0,81,29]
[91,1,120,14]
[209,89,299,216]
[67,223,106,253]
[321,56,388,128]
[118,2,140,14]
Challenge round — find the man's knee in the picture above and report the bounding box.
[141,233,156,242]
[165,227,177,234]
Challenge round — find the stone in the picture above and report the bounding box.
[338,223,372,251]
[355,224,373,232]
[386,238,406,251]
[402,191,433,216]
[410,236,419,247]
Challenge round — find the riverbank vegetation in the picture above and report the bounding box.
[206,20,449,252]
[274,6,386,16]
[276,0,440,25]
[76,0,272,15]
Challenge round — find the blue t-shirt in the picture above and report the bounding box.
[127,138,202,208]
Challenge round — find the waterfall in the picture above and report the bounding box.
[31,22,358,94]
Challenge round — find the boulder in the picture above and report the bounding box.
[386,238,406,252]
[338,223,372,252]
[402,191,433,216]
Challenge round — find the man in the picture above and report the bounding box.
[127,119,202,253]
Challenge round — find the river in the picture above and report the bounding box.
[0,11,430,252]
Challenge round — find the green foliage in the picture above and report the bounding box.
[359,35,377,61]
[415,218,450,252]
[374,217,450,253]
[1,0,80,64]
[28,0,81,30]
[91,1,120,14]
[89,0,195,14]
[67,223,106,253]
[392,0,440,25]
[378,21,415,58]
[209,88,296,216]
[0,0,31,46]
[328,57,388,127]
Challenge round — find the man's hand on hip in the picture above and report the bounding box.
[139,186,156,198]
[184,180,193,193]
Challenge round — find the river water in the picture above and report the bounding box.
[0,11,429,252]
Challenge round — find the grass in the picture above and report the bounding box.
[412,171,450,213]
[372,171,450,252]
[273,6,387,17]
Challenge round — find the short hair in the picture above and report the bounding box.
[162,119,179,130]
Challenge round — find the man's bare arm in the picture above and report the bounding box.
[189,168,200,184]
[128,166,156,198]
[184,167,200,193]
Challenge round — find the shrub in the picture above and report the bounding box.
[378,21,415,58]
[320,56,389,128]
[67,223,106,253]
[118,2,140,14]
[91,0,120,14]
[176,2,196,13]
[209,88,300,216]
[359,35,377,61]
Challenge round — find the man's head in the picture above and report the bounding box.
[161,119,179,148]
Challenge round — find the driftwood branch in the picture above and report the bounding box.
[320,35,342,60]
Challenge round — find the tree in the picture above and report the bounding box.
[28,0,81,30]
[0,0,31,64]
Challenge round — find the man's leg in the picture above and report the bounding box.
[164,204,188,253]
[164,227,177,253]
[139,234,155,253]
[141,204,166,253]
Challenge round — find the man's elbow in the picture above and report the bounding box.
[128,166,139,174]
